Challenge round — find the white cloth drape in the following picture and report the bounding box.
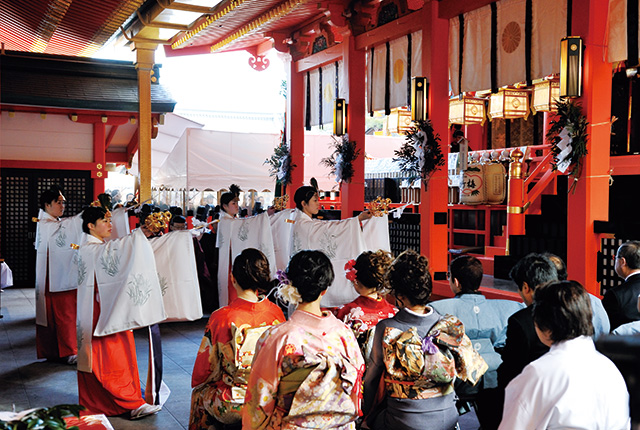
[149,230,203,322]
[269,209,296,271]
[607,0,640,63]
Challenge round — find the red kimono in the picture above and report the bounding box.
[77,287,145,416]
[335,295,398,362]
[189,297,285,429]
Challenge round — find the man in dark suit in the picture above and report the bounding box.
[603,241,640,331]
[479,253,557,429]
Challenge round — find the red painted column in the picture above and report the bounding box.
[420,2,449,279]
[287,56,305,207]
[341,34,366,219]
[93,122,106,198]
[465,124,484,151]
[566,0,611,296]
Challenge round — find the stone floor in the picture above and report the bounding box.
[0,287,481,429]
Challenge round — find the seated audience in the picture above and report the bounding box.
[430,256,523,424]
[243,250,364,430]
[363,250,487,430]
[335,250,397,363]
[190,249,285,430]
[543,252,610,336]
[499,281,630,429]
[603,241,640,331]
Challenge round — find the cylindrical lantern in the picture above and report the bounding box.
[489,88,531,120]
[411,77,428,121]
[532,78,560,113]
[449,96,487,125]
[333,98,347,135]
[560,36,583,98]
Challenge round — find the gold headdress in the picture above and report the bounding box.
[368,196,392,217]
[90,199,112,220]
[145,211,172,234]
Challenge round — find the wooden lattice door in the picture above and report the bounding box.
[1,168,91,287]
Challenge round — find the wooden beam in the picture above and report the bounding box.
[437,0,498,19]
[296,43,343,73]
[105,125,119,150]
[354,9,423,51]
[1,160,94,170]
[106,152,129,163]
[72,114,129,125]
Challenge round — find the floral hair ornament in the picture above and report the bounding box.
[344,259,357,282]
[275,269,302,305]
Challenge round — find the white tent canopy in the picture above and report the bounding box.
[154,128,280,191]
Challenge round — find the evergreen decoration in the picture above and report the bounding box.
[321,134,361,184]
[394,119,445,190]
[0,404,84,430]
[265,142,295,187]
[546,98,589,193]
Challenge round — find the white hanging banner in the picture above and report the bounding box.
[389,36,409,109]
[411,30,423,78]
[449,17,462,95]
[531,0,567,78]
[322,62,337,126]
[370,42,387,113]
[462,6,492,93]
[496,0,527,88]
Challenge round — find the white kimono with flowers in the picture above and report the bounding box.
[76,230,167,372]
[217,212,277,307]
[34,210,83,326]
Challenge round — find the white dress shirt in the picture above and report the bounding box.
[499,336,630,430]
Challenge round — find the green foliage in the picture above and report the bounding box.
[0,405,84,430]
[393,119,445,186]
[321,135,361,183]
[546,98,589,193]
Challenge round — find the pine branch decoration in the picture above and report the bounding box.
[265,142,295,186]
[321,134,361,183]
[546,98,589,193]
[393,119,445,188]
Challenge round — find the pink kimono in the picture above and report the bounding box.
[243,310,365,430]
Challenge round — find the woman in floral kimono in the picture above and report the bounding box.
[362,250,488,430]
[335,250,397,363]
[243,250,365,430]
[190,248,285,430]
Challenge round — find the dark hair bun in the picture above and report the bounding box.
[386,249,432,306]
[232,248,271,293]
[287,250,334,302]
[354,250,393,292]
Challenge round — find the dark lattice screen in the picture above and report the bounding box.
[1,169,91,287]
[599,237,625,296]
[389,212,421,257]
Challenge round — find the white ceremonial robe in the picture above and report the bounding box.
[34,210,83,326]
[361,214,391,253]
[291,209,367,308]
[148,230,203,322]
[269,209,296,270]
[76,230,167,372]
[217,212,277,307]
[499,336,630,430]
[107,207,131,240]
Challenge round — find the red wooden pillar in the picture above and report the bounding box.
[287,56,305,207]
[420,2,449,278]
[341,35,366,219]
[566,0,611,296]
[465,124,484,151]
[93,122,106,198]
